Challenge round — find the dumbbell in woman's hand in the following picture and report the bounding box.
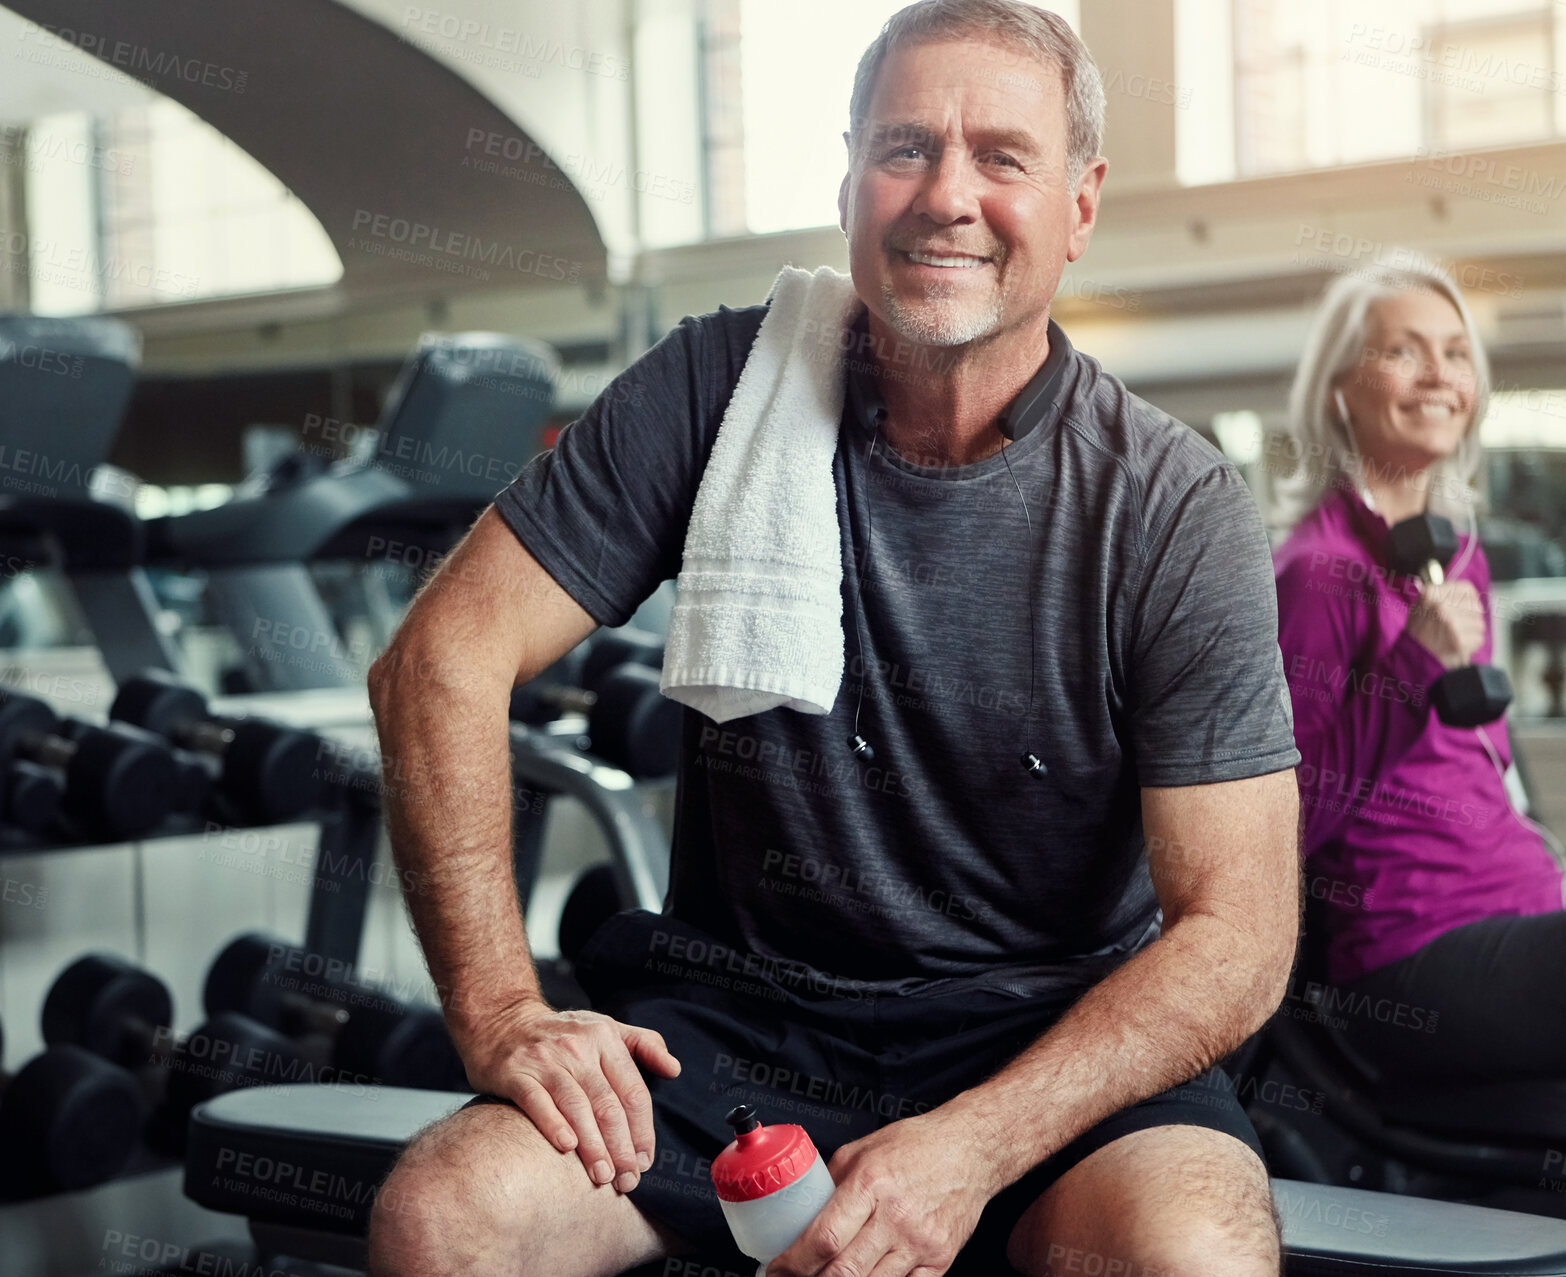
[1387,514,1513,727]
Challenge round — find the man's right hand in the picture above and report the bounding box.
[456,999,681,1194]
[1406,580,1486,671]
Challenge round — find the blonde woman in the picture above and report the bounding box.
[1272,257,1565,1079]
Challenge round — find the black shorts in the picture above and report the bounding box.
[485,911,1265,1277]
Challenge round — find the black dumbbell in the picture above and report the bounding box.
[0,1011,146,1193]
[512,636,679,778]
[40,952,311,1151]
[54,716,215,818]
[580,628,665,690]
[110,671,322,824]
[587,663,682,779]
[584,629,679,779]
[157,1013,312,1148]
[204,934,465,1090]
[0,757,63,834]
[557,862,633,967]
[510,647,596,726]
[1386,514,1514,727]
[0,690,178,839]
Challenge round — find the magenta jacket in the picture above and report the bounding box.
[1274,486,1563,985]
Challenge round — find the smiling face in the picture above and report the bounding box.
[838,37,1102,350]
[1335,288,1478,480]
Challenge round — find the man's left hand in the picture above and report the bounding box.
[767,1109,999,1277]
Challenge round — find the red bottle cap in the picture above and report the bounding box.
[711,1105,820,1202]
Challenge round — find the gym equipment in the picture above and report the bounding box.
[180,1083,1566,1274]
[204,934,465,1090]
[54,713,216,818]
[588,664,680,779]
[0,688,178,839]
[38,951,313,1152]
[557,863,626,967]
[510,628,681,780]
[505,719,672,927]
[580,629,680,780]
[508,647,596,726]
[158,1014,313,1150]
[1234,887,1566,1221]
[0,753,63,835]
[143,333,559,692]
[0,314,191,683]
[1386,514,1514,727]
[579,628,665,689]
[0,1011,146,1193]
[110,670,323,824]
[42,952,177,1073]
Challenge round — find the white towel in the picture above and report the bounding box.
[660,265,862,724]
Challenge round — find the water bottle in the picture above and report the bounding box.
[710,1104,836,1277]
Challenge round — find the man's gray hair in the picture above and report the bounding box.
[1272,253,1491,530]
[848,0,1106,183]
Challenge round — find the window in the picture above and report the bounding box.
[700,0,747,238]
[22,99,340,315]
[1426,8,1559,150]
[1179,0,1565,183]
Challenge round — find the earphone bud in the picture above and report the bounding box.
[1331,387,1379,511]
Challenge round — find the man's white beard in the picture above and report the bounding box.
[880,278,1004,348]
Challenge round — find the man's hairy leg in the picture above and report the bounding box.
[1006,1125,1282,1277]
[368,1101,693,1277]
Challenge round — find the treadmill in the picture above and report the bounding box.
[0,313,188,681]
[144,332,559,692]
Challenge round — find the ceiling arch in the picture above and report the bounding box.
[1,0,609,298]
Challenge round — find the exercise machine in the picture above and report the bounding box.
[179,1082,1566,1274]
[141,333,559,692]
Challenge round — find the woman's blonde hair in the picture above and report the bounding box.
[1272,253,1491,531]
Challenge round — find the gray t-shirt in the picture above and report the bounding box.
[495,302,1298,1003]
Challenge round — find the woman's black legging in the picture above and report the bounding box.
[1336,910,1566,1080]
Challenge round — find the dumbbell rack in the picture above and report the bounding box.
[178,720,671,973]
[0,711,668,1204]
[290,758,383,968]
[0,765,382,1204]
[0,698,669,971]
[0,719,667,964]
[0,755,382,965]
[507,721,671,919]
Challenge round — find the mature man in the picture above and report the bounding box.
[366,2,1300,1274]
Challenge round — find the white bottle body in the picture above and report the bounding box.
[719,1156,835,1276]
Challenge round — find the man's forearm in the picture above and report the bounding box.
[369,646,540,1044]
[939,909,1288,1195]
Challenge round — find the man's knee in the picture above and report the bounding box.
[1016,1218,1279,1277]
[369,1120,480,1269]
[367,1105,554,1274]
[1128,1211,1280,1277]
[1007,1127,1280,1277]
